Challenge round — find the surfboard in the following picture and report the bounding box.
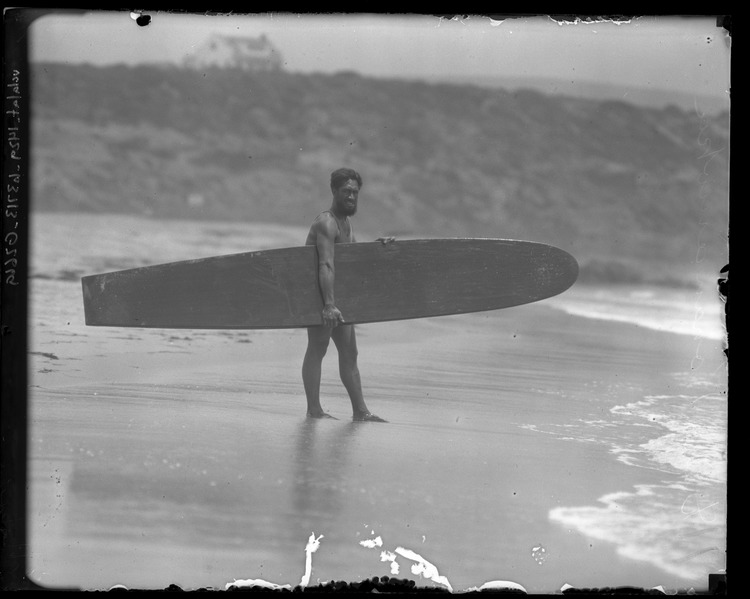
[81,239,578,329]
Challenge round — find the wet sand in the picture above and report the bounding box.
[27,272,727,593]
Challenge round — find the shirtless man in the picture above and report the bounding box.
[302,168,391,422]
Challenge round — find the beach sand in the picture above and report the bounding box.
[25,214,727,593]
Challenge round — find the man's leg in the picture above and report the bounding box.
[302,325,335,418]
[332,325,386,422]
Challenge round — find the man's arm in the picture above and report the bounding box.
[315,217,345,327]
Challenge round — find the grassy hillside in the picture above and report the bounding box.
[30,64,729,285]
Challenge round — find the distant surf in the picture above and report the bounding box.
[545,284,726,342]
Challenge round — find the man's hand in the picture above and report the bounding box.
[377,236,396,245]
[322,304,345,328]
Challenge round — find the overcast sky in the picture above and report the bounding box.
[28,11,731,99]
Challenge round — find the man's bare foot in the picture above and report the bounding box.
[307,411,338,420]
[353,411,388,423]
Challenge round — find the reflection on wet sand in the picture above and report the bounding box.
[292,419,361,526]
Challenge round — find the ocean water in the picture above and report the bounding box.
[27,212,728,591]
[542,370,727,583]
[546,285,726,342]
[537,285,727,585]
[538,283,728,585]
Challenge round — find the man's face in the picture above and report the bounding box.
[332,179,359,216]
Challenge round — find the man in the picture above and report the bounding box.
[302,168,392,422]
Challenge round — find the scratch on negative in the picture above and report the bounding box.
[394,546,453,592]
[300,532,324,588]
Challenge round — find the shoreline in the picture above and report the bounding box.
[27,282,727,592]
[23,212,727,592]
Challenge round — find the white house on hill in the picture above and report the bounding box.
[183,34,283,71]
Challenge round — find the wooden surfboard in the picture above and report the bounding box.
[81,239,578,329]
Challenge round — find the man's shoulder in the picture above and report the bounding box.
[308,212,338,240]
[313,210,333,222]
[312,211,339,229]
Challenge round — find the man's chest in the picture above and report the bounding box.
[336,218,353,242]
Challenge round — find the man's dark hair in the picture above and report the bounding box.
[330,168,363,191]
